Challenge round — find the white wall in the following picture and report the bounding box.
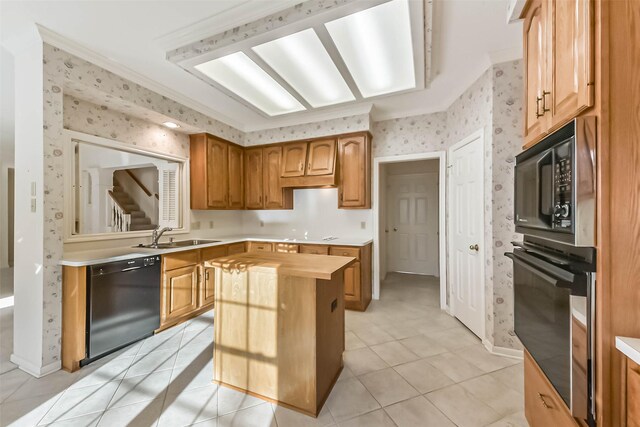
[1,46,15,269]
[242,188,373,239]
[10,34,49,376]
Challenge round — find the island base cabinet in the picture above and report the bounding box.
[213,268,344,416]
[524,350,578,427]
[628,359,640,427]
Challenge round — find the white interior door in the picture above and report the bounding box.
[449,133,485,339]
[387,173,439,275]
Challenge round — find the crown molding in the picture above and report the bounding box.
[154,0,304,52]
[35,25,247,132]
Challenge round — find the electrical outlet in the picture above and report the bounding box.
[30,198,36,213]
[260,221,264,227]
[209,221,214,228]
[361,221,366,229]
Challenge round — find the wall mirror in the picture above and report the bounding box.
[64,130,189,241]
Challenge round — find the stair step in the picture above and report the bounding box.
[130,224,157,231]
[130,211,146,218]
[131,217,151,225]
[123,204,139,212]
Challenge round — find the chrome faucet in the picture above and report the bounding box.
[151,226,173,248]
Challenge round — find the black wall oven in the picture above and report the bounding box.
[509,117,597,426]
[514,117,596,246]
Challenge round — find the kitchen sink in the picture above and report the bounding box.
[135,239,221,249]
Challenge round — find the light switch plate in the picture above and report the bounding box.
[30,198,36,212]
[361,221,366,229]
[31,182,36,197]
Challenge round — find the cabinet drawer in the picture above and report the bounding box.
[247,241,273,252]
[299,244,329,255]
[227,242,246,255]
[201,245,228,262]
[524,351,576,427]
[163,250,200,271]
[629,359,640,427]
[329,246,360,260]
[275,243,299,253]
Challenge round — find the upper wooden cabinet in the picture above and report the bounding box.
[281,142,308,178]
[244,148,263,209]
[263,146,293,210]
[190,134,244,210]
[338,134,371,209]
[206,136,228,209]
[522,0,594,148]
[191,132,369,210]
[227,145,244,209]
[245,146,293,210]
[307,139,336,176]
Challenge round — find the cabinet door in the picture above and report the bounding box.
[547,0,593,129]
[281,142,308,177]
[263,146,292,209]
[307,139,336,176]
[206,137,228,208]
[629,359,640,427]
[343,262,361,302]
[523,0,550,147]
[162,265,199,324]
[338,135,370,208]
[245,148,263,209]
[228,144,244,209]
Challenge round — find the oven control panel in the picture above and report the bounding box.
[553,146,573,230]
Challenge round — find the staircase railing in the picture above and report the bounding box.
[125,169,159,200]
[107,189,131,232]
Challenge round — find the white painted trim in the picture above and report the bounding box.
[372,151,447,311]
[10,354,61,378]
[62,130,190,243]
[483,339,524,360]
[35,25,246,132]
[447,129,486,342]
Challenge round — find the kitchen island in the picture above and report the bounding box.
[206,251,356,417]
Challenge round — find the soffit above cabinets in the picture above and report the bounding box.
[168,0,431,118]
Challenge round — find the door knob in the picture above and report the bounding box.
[469,244,479,251]
[393,227,398,231]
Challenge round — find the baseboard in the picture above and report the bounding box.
[482,339,524,360]
[10,354,61,378]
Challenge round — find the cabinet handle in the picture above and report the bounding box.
[308,162,311,171]
[542,91,551,114]
[535,96,544,118]
[205,271,209,281]
[299,163,304,171]
[537,393,551,409]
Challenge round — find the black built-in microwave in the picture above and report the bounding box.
[514,117,596,247]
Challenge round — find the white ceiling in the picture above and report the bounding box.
[0,0,522,133]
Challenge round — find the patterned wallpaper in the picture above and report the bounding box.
[243,113,371,145]
[41,43,244,366]
[38,40,523,367]
[63,95,190,158]
[372,60,524,350]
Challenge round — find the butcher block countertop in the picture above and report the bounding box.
[205,251,356,280]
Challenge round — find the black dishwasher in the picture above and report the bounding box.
[83,256,161,365]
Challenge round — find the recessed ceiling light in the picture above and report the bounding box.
[252,29,355,108]
[163,122,180,129]
[195,52,306,116]
[325,0,415,98]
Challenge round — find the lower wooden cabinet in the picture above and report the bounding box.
[299,244,329,255]
[161,264,199,325]
[161,246,229,329]
[329,243,371,311]
[628,358,640,427]
[275,243,299,253]
[227,242,246,255]
[524,350,578,427]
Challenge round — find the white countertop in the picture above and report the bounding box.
[616,336,640,366]
[59,235,373,267]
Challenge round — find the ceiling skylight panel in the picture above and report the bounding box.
[194,52,305,116]
[325,0,416,98]
[252,29,355,108]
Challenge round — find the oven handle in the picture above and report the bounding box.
[505,250,576,288]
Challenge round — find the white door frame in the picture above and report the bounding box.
[372,151,447,310]
[447,129,486,340]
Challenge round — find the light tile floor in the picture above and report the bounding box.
[0,272,527,426]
